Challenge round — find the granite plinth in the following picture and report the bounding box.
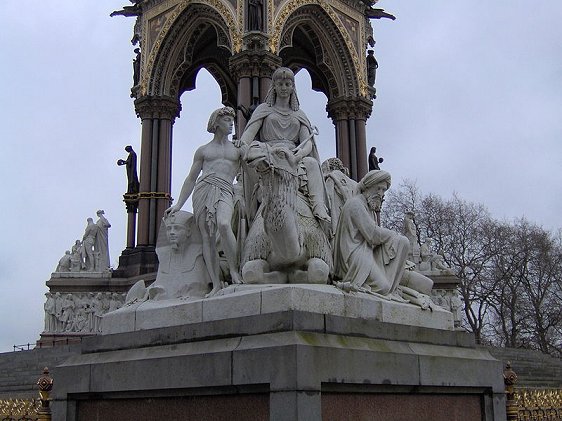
[53,310,506,421]
[102,284,454,334]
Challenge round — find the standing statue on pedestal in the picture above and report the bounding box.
[368,146,383,171]
[366,50,378,86]
[247,0,263,31]
[82,218,98,271]
[236,67,332,284]
[117,145,140,194]
[132,48,141,87]
[333,170,433,307]
[44,292,57,333]
[95,210,111,270]
[166,107,244,295]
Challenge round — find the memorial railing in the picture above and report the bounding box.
[514,389,562,421]
[505,362,562,421]
[0,368,53,421]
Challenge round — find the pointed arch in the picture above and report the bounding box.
[276,4,364,100]
[146,3,237,105]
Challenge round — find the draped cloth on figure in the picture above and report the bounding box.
[192,172,234,234]
[95,215,111,270]
[242,103,328,225]
[246,103,321,159]
[333,194,409,294]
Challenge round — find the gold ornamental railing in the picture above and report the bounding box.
[0,398,40,420]
[505,362,562,421]
[0,368,53,421]
[515,389,562,421]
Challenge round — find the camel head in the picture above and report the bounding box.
[245,141,299,175]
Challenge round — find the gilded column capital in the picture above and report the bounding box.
[134,95,181,121]
[327,96,373,121]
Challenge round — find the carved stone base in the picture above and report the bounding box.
[111,246,158,279]
[37,332,95,348]
[53,310,506,421]
[102,284,454,335]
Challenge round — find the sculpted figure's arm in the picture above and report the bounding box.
[293,125,313,161]
[351,205,381,248]
[166,148,204,215]
[236,119,261,147]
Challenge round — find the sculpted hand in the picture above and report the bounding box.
[164,205,180,216]
[292,148,306,162]
[234,137,243,148]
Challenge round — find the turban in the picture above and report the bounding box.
[359,170,391,192]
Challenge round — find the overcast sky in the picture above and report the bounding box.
[1,1,561,352]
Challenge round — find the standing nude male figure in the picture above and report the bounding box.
[166,106,244,295]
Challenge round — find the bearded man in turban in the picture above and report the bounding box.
[334,170,432,298]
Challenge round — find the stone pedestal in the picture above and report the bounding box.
[52,286,506,421]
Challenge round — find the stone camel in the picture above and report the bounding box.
[240,141,332,284]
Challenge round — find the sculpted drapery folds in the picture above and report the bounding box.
[236,67,332,285]
[120,67,440,312]
[333,170,409,295]
[166,106,244,295]
[333,170,434,307]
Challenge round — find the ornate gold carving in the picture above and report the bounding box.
[237,0,244,39]
[267,0,274,36]
[142,0,242,96]
[138,192,172,200]
[0,398,40,419]
[37,367,53,419]
[514,388,562,420]
[270,0,368,97]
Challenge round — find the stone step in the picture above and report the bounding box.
[486,346,562,388]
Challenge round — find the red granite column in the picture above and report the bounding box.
[156,117,173,233]
[330,97,372,180]
[136,116,153,246]
[355,118,367,179]
[126,211,136,249]
[237,77,251,133]
[114,96,180,278]
[328,98,351,176]
[353,98,373,180]
[134,96,181,247]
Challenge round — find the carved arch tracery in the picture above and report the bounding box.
[277,4,363,100]
[146,3,236,102]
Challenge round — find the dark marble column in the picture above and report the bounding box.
[134,96,180,248]
[327,97,372,180]
[114,96,180,278]
[229,44,281,132]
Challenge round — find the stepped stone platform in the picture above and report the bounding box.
[0,345,80,399]
[51,285,506,421]
[487,346,562,388]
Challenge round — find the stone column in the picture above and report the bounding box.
[352,99,372,179]
[113,96,180,278]
[327,97,372,180]
[123,195,138,249]
[134,96,181,248]
[229,39,281,132]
